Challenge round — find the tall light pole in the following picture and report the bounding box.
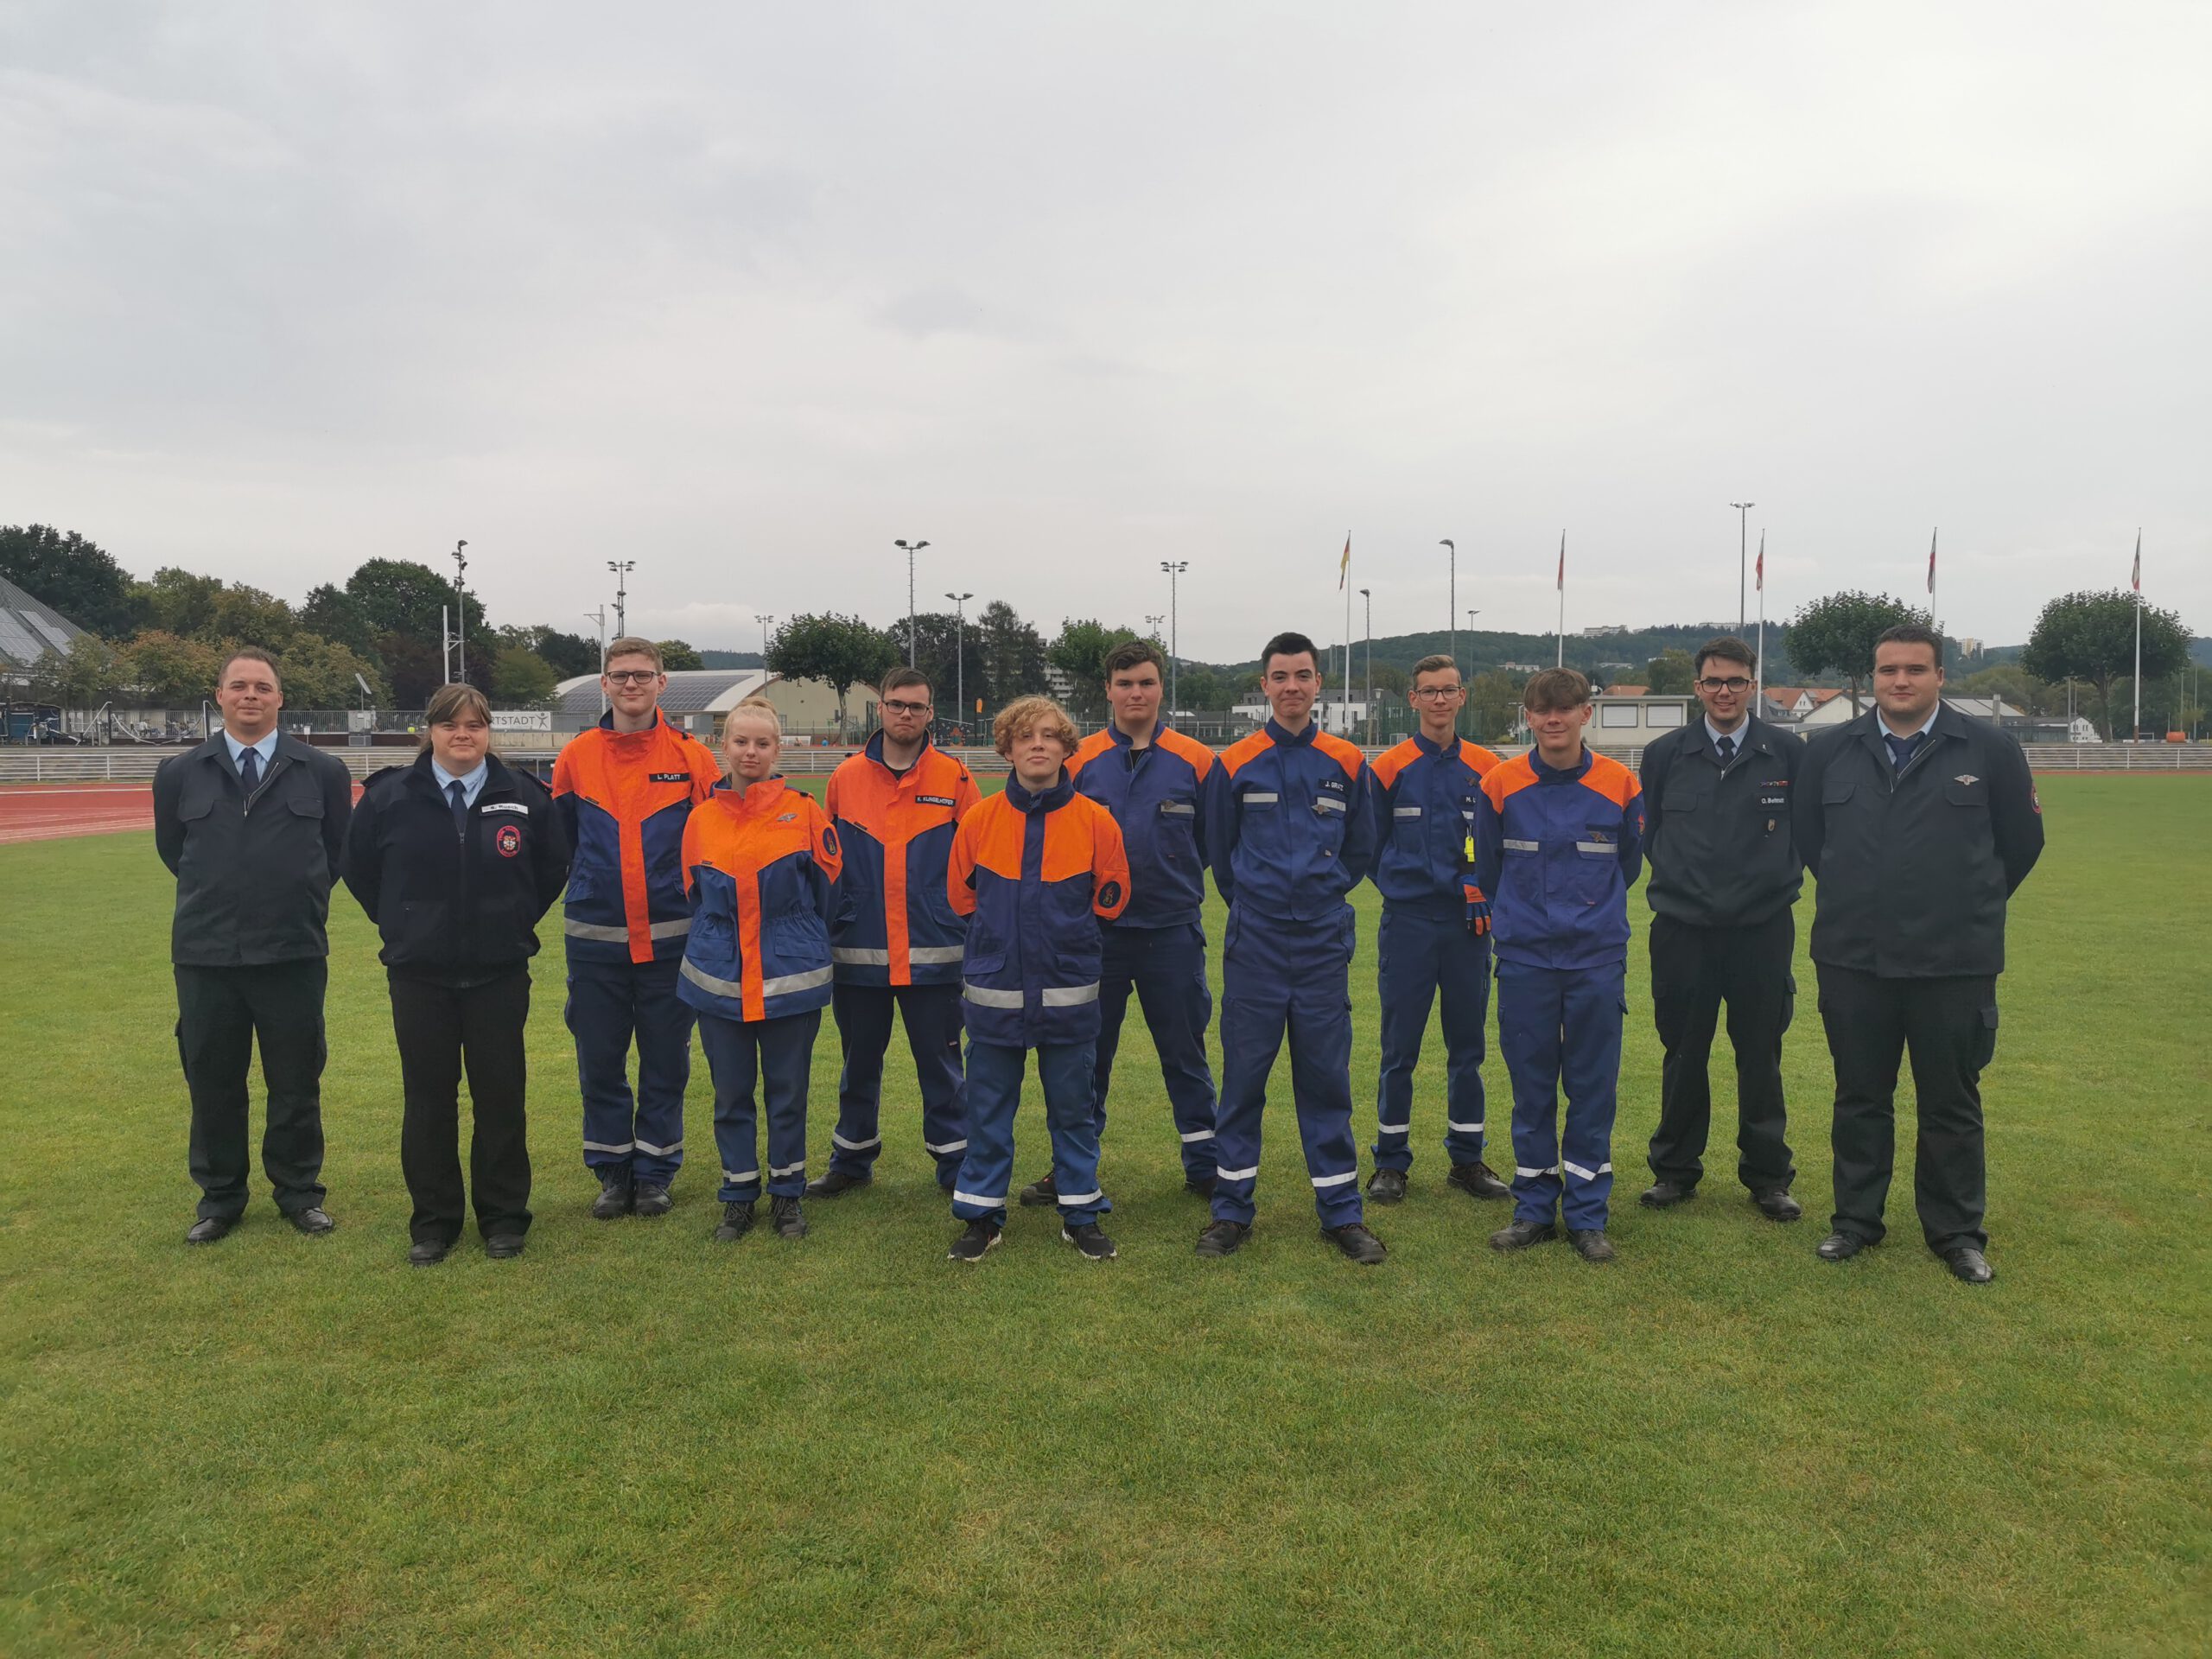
[1359,587,1373,745]
[1440,539,1456,665]
[1729,502,1754,632]
[1146,613,1165,639]
[1160,560,1188,714]
[760,613,775,670]
[945,591,972,737]
[582,606,607,713]
[608,559,634,639]
[894,539,930,664]
[451,539,469,683]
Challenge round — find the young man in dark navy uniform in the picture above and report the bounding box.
[1635,636,1806,1221]
[1795,625,2043,1284]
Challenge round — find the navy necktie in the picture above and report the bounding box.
[448,779,469,839]
[238,746,260,794]
[1715,734,1736,767]
[1885,731,1924,771]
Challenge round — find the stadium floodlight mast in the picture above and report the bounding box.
[582,606,607,713]
[894,539,930,665]
[1440,539,1456,666]
[1160,560,1189,713]
[760,613,775,671]
[1729,502,1755,632]
[1359,588,1373,745]
[451,539,469,682]
[608,559,635,639]
[945,592,973,737]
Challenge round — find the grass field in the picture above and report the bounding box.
[2,776,2207,1656]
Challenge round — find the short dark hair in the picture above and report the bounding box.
[1874,623,1943,665]
[420,682,492,747]
[1411,654,1461,683]
[879,666,932,701]
[1522,667,1592,712]
[1101,639,1166,681]
[1694,636,1756,677]
[1261,631,1320,673]
[219,648,282,692]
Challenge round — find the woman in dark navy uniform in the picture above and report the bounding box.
[342,683,570,1265]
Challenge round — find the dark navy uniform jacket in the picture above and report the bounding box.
[1639,715,1805,930]
[1204,718,1376,923]
[1067,720,1214,929]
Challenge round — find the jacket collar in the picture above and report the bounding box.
[1004,770,1074,813]
[1695,716,1771,764]
[1849,700,1961,766]
[1264,716,1318,747]
[1106,716,1168,752]
[598,708,669,739]
[1411,728,1458,760]
[864,728,936,771]
[709,774,790,818]
[405,747,521,799]
[1528,743,1594,785]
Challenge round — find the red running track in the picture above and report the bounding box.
[0,782,372,847]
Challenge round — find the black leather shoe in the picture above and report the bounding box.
[1489,1218,1559,1251]
[632,1182,672,1218]
[486,1233,526,1260]
[1365,1167,1408,1204]
[1640,1179,1696,1209]
[1323,1222,1388,1264]
[409,1237,453,1267]
[288,1206,335,1236]
[713,1201,755,1243]
[1751,1188,1803,1223]
[1568,1228,1617,1262]
[1447,1160,1511,1199]
[1816,1230,1869,1262]
[590,1172,634,1220]
[1940,1246,1994,1284]
[1195,1219,1249,1258]
[1184,1174,1217,1199]
[185,1216,237,1245]
[770,1196,808,1239]
[1018,1172,1058,1207]
[804,1168,872,1199]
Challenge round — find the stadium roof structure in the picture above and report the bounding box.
[550,667,775,721]
[0,575,92,674]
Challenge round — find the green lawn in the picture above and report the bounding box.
[2,777,2206,1656]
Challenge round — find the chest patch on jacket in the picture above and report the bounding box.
[1319,776,1347,794]
[649,772,691,784]
[917,794,957,807]
[1954,772,1980,786]
[495,824,523,858]
[482,801,529,815]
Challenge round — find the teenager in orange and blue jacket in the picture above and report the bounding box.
[808,668,982,1200]
[944,697,1130,1263]
[678,701,843,1244]
[550,640,722,1221]
[1470,668,1644,1263]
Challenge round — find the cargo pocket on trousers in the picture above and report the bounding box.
[1972,1005,1999,1073]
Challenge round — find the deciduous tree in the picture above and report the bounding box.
[1788,591,1930,714]
[2021,590,2192,741]
[766,613,897,734]
[0,524,138,637]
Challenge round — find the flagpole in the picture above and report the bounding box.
[1555,531,1566,667]
[1344,542,1353,737]
[1756,531,1766,707]
[1928,527,1939,664]
[2133,529,2143,741]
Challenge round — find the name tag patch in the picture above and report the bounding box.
[917,794,957,807]
[649,772,691,784]
[481,801,530,815]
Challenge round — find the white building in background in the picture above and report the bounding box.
[1229,696,1372,736]
[548,669,849,742]
[1586,692,1694,759]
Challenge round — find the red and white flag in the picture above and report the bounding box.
[1338,534,1351,591]
[1926,529,1937,594]
[2132,530,2141,592]
[1756,531,1765,592]
[1556,531,1565,591]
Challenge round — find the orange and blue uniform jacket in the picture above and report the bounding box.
[1204,719,1376,920]
[551,711,722,965]
[1370,732,1503,915]
[948,772,1130,1047]
[1065,721,1214,928]
[677,778,845,1024]
[827,731,982,987]
[1471,746,1645,969]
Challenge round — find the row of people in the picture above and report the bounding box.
[156,621,2043,1281]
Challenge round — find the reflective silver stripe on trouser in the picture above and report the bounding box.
[1311,1169,1358,1188]
[832,947,890,965]
[925,1138,969,1155]
[908,945,966,964]
[723,1168,760,1185]
[1056,1190,1104,1206]
[1377,1121,1410,1135]
[1562,1160,1613,1181]
[1214,1164,1259,1181]
[1394,806,1422,817]
[565,917,691,941]
[963,983,1025,1008]
[1446,1120,1484,1135]
[832,1132,881,1151]
[1503,839,1539,852]
[1574,842,1615,855]
[1040,982,1099,1007]
[634,1138,683,1156]
[770,1160,807,1178]
[952,1188,1007,1209]
[1516,1165,1560,1179]
[1179,1129,1214,1143]
[760,965,834,998]
[582,1139,636,1154]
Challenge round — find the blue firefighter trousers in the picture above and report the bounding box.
[952,1040,1106,1230]
[826,982,968,1189]
[1496,958,1627,1230]
[1211,906,1363,1230]
[1372,904,1491,1173]
[1092,921,1219,1184]
[697,1007,821,1203]
[566,955,695,1185]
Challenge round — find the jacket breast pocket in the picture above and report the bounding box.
[286,793,325,821]
[1390,803,1424,848]
[1663,787,1703,814]
[1158,799,1198,861]
[1943,779,1989,810]
[1311,793,1348,852]
[1569,836,1618,905]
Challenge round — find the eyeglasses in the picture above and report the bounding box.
[1411,686,1464,700]
[883,697,932,715]
[604,670,659,685]
[1696,677,1753,692]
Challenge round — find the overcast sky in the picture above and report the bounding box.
[3,2,2206,662]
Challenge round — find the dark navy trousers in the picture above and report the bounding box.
[1497,958,1626,1230]
[952,1040,1105,1230]
[826,982,968,1189]
[697,1007,821,1203]
[1092,921,1219,1183]
[1372,904,1491,1173]
[1211,906,1363,1230]
[565,954,694,1185]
